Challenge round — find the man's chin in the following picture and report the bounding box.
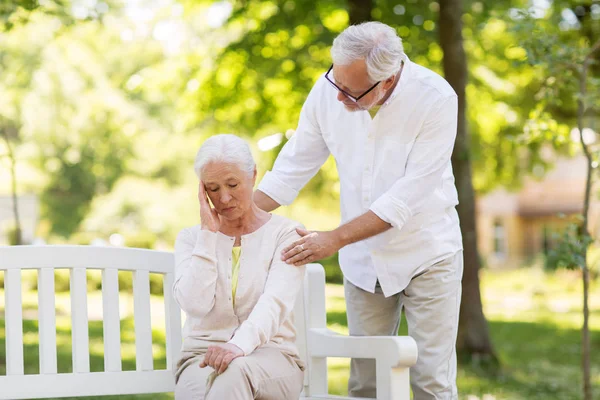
[343,103,362,112]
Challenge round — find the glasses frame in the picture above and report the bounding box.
[324,64,381,103]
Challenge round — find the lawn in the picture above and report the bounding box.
[0,265,599,399]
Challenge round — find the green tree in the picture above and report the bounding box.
[516,7,600,399]
[0,3,172,237]
[0,0,70,243]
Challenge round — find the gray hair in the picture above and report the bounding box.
[331,21,405,83]
[194,134,256,178]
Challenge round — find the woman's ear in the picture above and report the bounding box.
[252,167,257,184]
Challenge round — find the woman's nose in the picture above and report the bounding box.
[220,191,232,203]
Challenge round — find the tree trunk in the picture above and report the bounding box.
[347,0,372,25]
[576,38,599,398]
[1,129,23,245]
[438,0,498,364]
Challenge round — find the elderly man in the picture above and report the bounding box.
[254,21,463,399]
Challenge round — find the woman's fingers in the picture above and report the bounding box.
[218,353,236,374]
[206,346,220,368]
[198,182,209,205]
[199,347,213,368]
[212,351,225,372]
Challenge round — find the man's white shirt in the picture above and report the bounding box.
[258,57,463,297]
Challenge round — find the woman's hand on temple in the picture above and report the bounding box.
[200,343,244,374]
[198,182,220,232]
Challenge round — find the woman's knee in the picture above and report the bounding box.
[206,359,253,398]
[175,363,209,400]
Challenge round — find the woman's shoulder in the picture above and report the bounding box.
[268,214,303,232]
[266,214,304,243]
[175,225,202,244]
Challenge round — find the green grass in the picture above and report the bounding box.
[1,265,599,399]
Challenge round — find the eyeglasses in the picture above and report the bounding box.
[324,64,381,103]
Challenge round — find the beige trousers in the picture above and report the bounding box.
[345,251,463,400]
[174,346,304,400]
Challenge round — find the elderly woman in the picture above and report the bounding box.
[173,134,306,400]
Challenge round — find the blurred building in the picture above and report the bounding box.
[0,194,39,245]
[476,154,600,269]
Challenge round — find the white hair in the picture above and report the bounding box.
[194,134,256,178]
[331,21,405,83]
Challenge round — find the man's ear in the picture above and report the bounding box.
[383,75,396,90]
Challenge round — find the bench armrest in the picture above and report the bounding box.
[308,328,418,368]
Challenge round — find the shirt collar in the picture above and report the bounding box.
[383,55,411,106]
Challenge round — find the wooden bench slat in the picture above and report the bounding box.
[0,370,176,399]
[5,269,24,375]
[133,270,153,371]
[102,268,122,372]
[163,272,181,371]
[38,268,57,374]
[70,267,90,373]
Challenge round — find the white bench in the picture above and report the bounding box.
[0,245,417,399]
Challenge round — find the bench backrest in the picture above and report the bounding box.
[0,245,181,399]
[0,245,323,399]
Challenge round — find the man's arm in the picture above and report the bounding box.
[282,211,391,266]
[253,189,281,213]
[256,79,330,208]
[334,210,392,247]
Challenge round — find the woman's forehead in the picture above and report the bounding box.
[202,162,245,183]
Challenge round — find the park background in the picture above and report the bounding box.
[0,0,599,399]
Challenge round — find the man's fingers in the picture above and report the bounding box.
[282,238,307,254]
[294,254,316,266]
[282,243,308,262]
[286,250,311,265]
[296,227,311,237]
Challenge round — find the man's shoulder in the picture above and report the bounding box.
[409,62,456,99]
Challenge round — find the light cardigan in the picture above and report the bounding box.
[173,214,306,359]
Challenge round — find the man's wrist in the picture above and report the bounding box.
[332,227,350,249]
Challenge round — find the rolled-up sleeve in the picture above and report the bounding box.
[172,228,219,319]
[228,228,306,355]
[258,79,330,205]
[370,95,458,230]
